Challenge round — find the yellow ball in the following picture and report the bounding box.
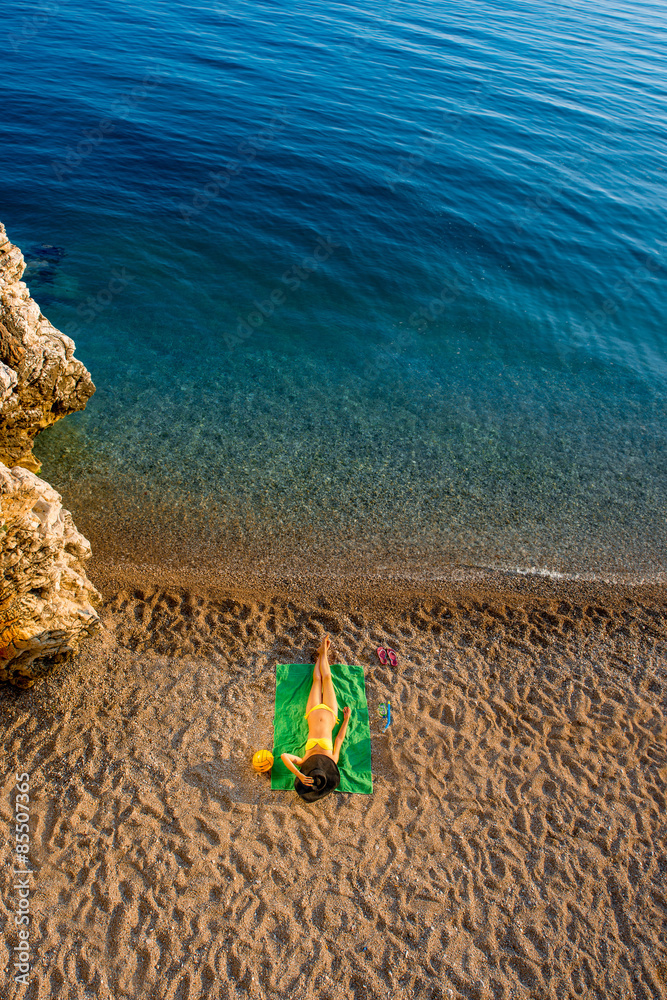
[252,749,274,773]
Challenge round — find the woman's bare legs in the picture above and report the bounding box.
[305,636,327,715]
[318,635,338,719]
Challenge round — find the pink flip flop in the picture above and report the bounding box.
[386,648,398,667]
[376,647,388,665]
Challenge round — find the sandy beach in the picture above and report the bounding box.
[1,561,666,999]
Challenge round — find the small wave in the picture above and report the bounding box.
[460,563,667,587]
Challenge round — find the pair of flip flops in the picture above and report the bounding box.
[376,647,398,667]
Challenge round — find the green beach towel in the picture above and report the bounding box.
[271,663,373,794]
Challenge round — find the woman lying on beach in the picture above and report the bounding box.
[280,635,351,801]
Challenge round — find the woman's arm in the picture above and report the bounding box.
[333,706,352,763]
[280,752,315,786]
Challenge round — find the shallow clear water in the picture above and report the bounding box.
[3,0,667,577]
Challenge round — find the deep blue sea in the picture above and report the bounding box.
[3,0,666,579]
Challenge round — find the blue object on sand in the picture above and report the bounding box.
[377,702,391,731]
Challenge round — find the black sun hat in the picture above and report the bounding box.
[295,754,341,802]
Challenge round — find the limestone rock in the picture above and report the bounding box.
[0,222,95,472]
[0,463,100,686]
[0,221,100,687]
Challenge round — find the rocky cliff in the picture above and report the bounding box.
[0,222,95,472]
[0,223,100,686]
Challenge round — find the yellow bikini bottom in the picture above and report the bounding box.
[305,737,333,753]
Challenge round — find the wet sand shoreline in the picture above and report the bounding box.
[30,464,667,588]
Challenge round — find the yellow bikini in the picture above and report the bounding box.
[303,703,338,755]
[305,737,334,753]
[304,703,339,723]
